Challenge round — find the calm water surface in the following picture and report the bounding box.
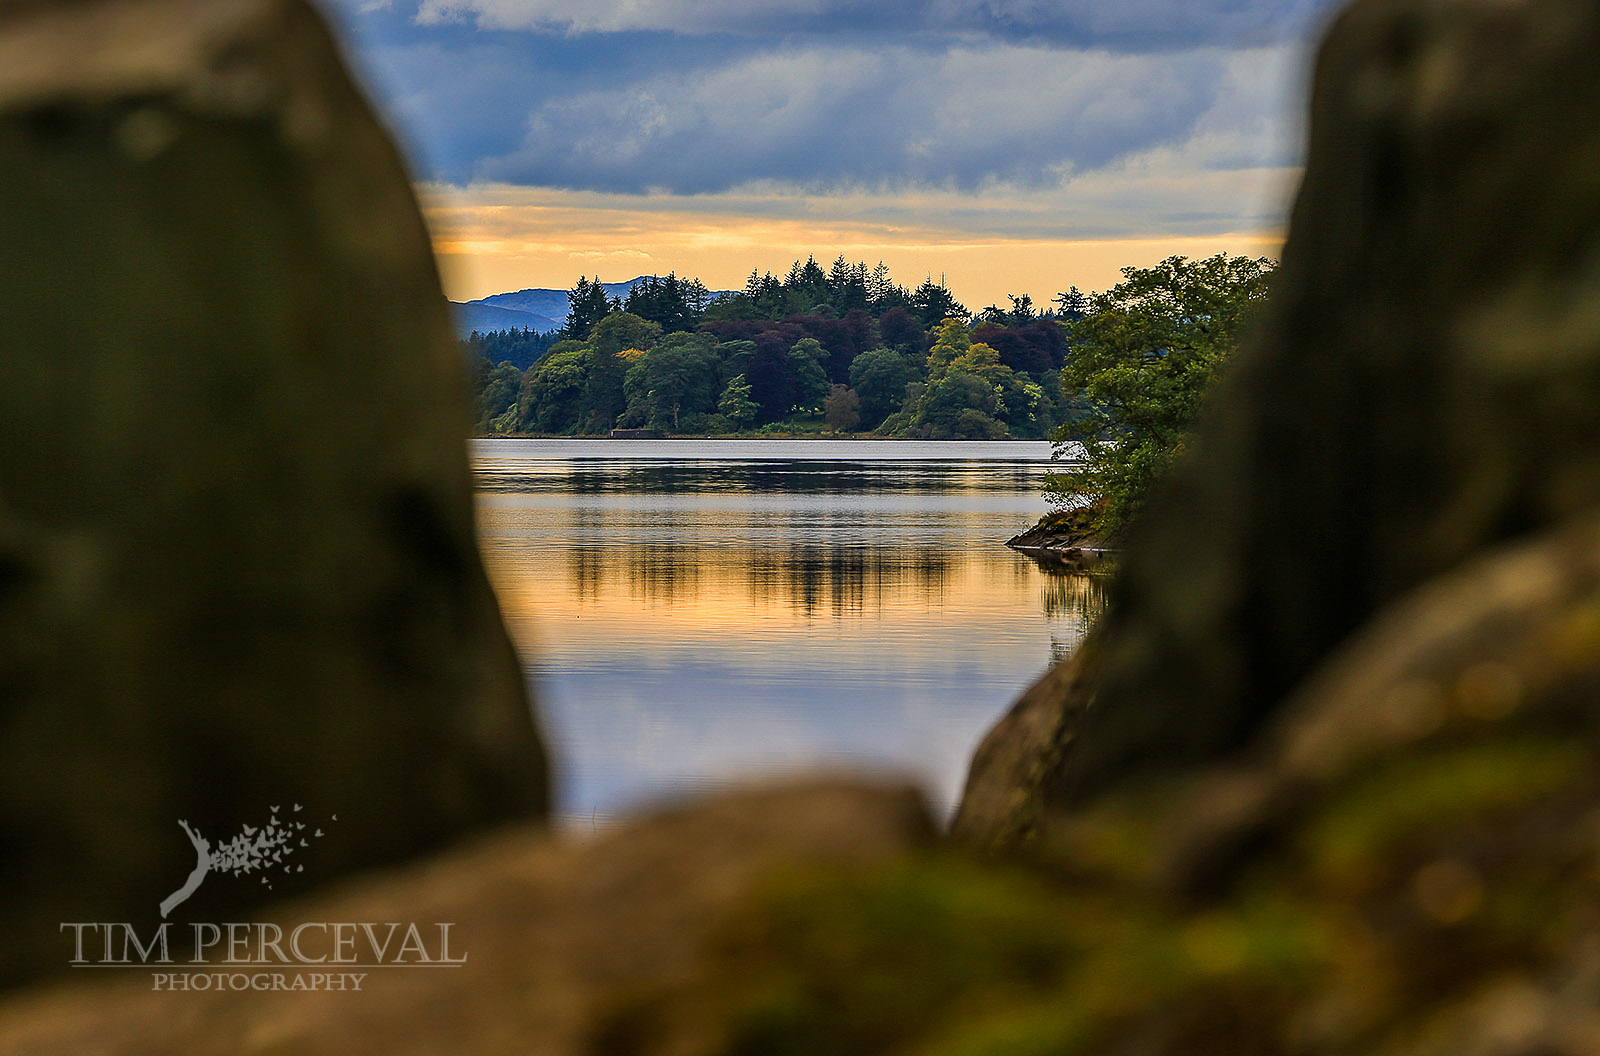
[472,438,1104,827]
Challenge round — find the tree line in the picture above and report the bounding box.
[467,256,1089,440]
[467,253,1277,538]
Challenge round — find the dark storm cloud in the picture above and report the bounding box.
[479,44,1246,194]
[410,0,1337,51]
[322,0,1328,195]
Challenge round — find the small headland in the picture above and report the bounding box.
[1005,508,1116,570]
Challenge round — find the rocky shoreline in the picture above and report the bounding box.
[1004,511,1117,570]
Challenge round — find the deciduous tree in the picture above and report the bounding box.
[787,337,831,414]
[717,373,758,427]
[621,333,719,431]
[849,346,921,428]
[517,341,590,434]
[1047,254,1276,537]
[584,312,661,432]
[824,384,861,433]
[475,361,523,433]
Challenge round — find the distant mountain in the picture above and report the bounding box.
[449,277,733,337]
[450,301,563,336]
[449,278,644,337]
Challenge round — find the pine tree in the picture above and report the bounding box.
[563,276,616,340]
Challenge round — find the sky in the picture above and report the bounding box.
[321,0,1344,308]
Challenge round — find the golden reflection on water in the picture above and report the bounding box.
[471,440,1108,823]
[496,541,961,623]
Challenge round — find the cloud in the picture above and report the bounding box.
[321,10,749,180]
[326,0,1319,194]
[418,115,1297,304]
[413,0,1338,49]
[326,0,1313,301]
[478,42,1272,194]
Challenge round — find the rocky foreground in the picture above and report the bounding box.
[5,0,1600,1053]
[0,0,547,988]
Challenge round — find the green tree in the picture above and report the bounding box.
[926,317,973,380]
[583,311,661,433]
[942,341,1046,437]
[786,256,830,313]
[746,272,789,319]
[864,261,912,313]
[911,372,1008,438]
[890,335,1022,439]
[848,347,921,428]
[475,361,523,433]
[787,337,830,414]
[563,276,617,340]
[716,339,757,380]
[1000,376,1047,438]
[911,277,965,328]
[718,373,758,428]
[621,333,719,431]
[1047,254,1276,538]
[827,257,870,314]
[1052,286,1090,320]
[516,341,591,434]
[945,340,1008,386]
[623,273,710,333]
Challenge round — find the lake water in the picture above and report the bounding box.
[472,438,1105,828]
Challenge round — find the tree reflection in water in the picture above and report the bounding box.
[567,541,954,617]
[1039,568,1110,666]
[472,438,1101,821]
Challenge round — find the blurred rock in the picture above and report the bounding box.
[0,0,547,987]
[9,0,1600,1051]
[8,523,1591,1054]
[595,518,1600,1056]
[957,0,1600,848]
[0,780,936,1055]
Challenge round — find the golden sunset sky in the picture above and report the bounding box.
[422,183,1288,309]
[325,0,1336,309]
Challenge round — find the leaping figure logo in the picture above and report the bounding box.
[160,805,336,918]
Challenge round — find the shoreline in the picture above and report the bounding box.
[472,433,1054,442]
[1004,512,1118,571]
[470,436,1058,466]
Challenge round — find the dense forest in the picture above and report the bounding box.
[466,254,1276,538]
[465,258,1091,440]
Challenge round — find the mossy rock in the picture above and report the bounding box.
[958,0,1600,848]
[0,0,547,988]
[598,512,1600,1056]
